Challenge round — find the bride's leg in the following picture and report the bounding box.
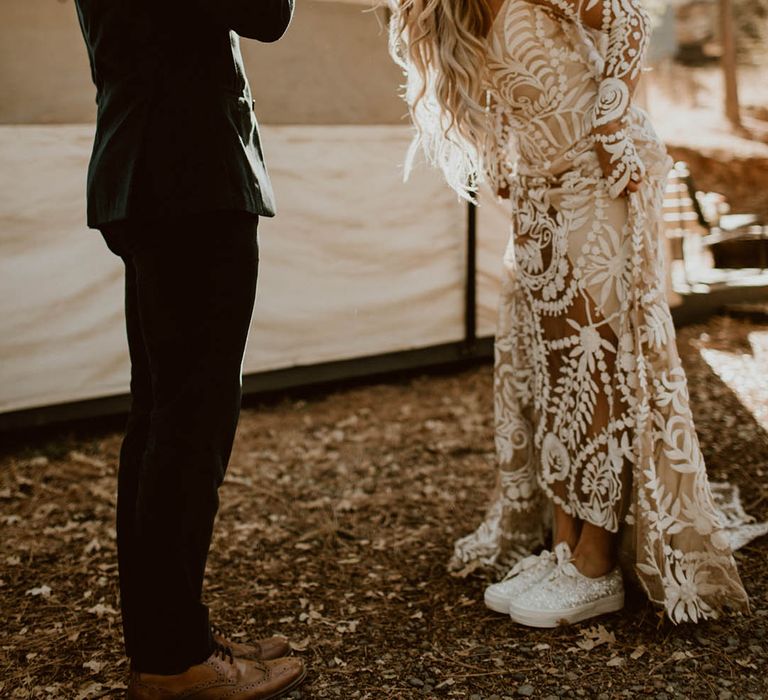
[572,522,617,578]
[552,499,581,551]
[535,192,632,578]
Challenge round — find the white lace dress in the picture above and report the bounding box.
[450,0,756,622]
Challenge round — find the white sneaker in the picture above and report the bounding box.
[483,544,567,613]
[508,553,624,628]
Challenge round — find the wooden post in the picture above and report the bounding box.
[719,0,741,127]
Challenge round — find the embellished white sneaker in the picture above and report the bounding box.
[483,543,570,614]
[508,554,624,628]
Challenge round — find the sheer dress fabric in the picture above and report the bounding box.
[451,0,752,622]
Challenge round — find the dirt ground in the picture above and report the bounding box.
[1,314,768,700]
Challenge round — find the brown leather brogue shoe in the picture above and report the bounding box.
[212,627,291,661]
[126,645,306,699]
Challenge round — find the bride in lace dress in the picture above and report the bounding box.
[389,0,757,626]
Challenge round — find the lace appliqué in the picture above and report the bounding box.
[484,95,517,194]
[594,121,646,198]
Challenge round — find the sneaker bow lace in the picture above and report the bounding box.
[503,549,555,581]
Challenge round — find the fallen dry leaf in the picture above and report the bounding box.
[25,585,52,598]
[576,624,616,651]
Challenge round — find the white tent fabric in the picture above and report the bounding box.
[1,124,505,415]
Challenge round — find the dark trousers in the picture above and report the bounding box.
[101,211,259,674]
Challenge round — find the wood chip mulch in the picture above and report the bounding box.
[1,314,767,700]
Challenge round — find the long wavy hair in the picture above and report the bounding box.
[388,0,494,200]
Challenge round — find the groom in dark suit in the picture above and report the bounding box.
[74,1,305,697]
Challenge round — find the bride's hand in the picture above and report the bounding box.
[593,122,645,198]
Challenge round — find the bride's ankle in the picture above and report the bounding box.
[552,506,581,552]
[571,549,615,578]
[553,532,579,552]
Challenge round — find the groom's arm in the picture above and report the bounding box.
[197,0,295,42]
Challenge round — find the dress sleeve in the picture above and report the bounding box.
[584,0,650,197]
[531,0,651,197]
[582,0,650,127]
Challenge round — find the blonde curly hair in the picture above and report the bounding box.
[388,0,494,199]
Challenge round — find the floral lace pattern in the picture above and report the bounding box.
[453,0,751,622]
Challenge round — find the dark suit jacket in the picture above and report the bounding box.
[74,0,294,228]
